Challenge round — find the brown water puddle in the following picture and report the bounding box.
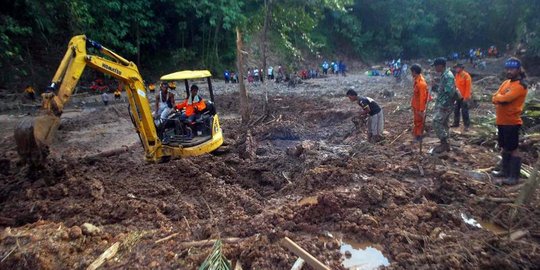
[461,213,507,235]
[478,220,507,235]
[340,238,389,270]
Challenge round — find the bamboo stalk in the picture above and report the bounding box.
[509,230,529,241]
[86,242,120,270]
[155,233,179,244]
[390,128,409,145]
[291,258,305,270]
[280,237,330,270]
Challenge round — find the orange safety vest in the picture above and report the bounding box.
[24,86,35,94]
[455,70,472,100]
[492,79,527,125]
[175,97,206,116]
[411,74,428,111]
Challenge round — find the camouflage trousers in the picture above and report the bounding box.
[433,106,452,141]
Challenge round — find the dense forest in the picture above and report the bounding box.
[1,0,539,88]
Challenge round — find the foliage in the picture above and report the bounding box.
[0,0,538,88]
[323,0,537,61]
[198,240,231,270]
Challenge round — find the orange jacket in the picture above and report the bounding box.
[175,97,206,117]
[411,74,429,111]
[492,79,527,125]
[455,70,472,100]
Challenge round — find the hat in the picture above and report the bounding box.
[190,84,199,91]
[431,57,446,66]
[504,58,521,69]
[453,63,465,68]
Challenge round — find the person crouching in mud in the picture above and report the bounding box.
[346,89,384,143]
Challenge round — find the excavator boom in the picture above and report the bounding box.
[15,35,164,165]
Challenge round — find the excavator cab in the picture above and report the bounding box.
[158,70,223,157]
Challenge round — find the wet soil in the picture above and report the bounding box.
[0,68,539,269]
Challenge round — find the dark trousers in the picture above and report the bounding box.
[453,99,470,127]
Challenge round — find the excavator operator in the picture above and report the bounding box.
[175,84,206,123]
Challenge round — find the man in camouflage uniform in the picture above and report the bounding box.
[431,57,456,153]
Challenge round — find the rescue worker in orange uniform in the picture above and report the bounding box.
[24,85,36,101]
[114,89,121,100]
[148,82,156,93]
[452,63,472,131]
[410,64,429,142]
[491,57,528,185]
[175,84,206,123]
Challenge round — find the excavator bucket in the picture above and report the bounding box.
[14,114,61,166]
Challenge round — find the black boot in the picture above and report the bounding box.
[433,139,450,153]
[502,156,521,185]
[492,152,511,178]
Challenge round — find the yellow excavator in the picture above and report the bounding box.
[14,35,223,165]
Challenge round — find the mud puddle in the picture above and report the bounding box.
[478,220,507,235]
[340,238,389,270]
[461,213,507,235]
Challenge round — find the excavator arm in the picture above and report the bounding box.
[15,35,166,165]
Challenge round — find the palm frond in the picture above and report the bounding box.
[198,240,232,270]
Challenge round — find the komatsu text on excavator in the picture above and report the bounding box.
[14,35,223,165]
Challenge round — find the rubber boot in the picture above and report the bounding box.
[433,139,450,153]
[502,156,521,185]
[492,152,511,178]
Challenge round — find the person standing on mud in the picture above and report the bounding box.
[24,85,36,101]
[410,64,429,142]
[101,91,110,106]
[491,57,528,185]
[339,61,346,76]
[431,57,455,153]
[346,89,384,143]
[452,63,472,131]
[322,60,329,75]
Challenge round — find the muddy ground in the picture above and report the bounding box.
[0,59,539,269]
